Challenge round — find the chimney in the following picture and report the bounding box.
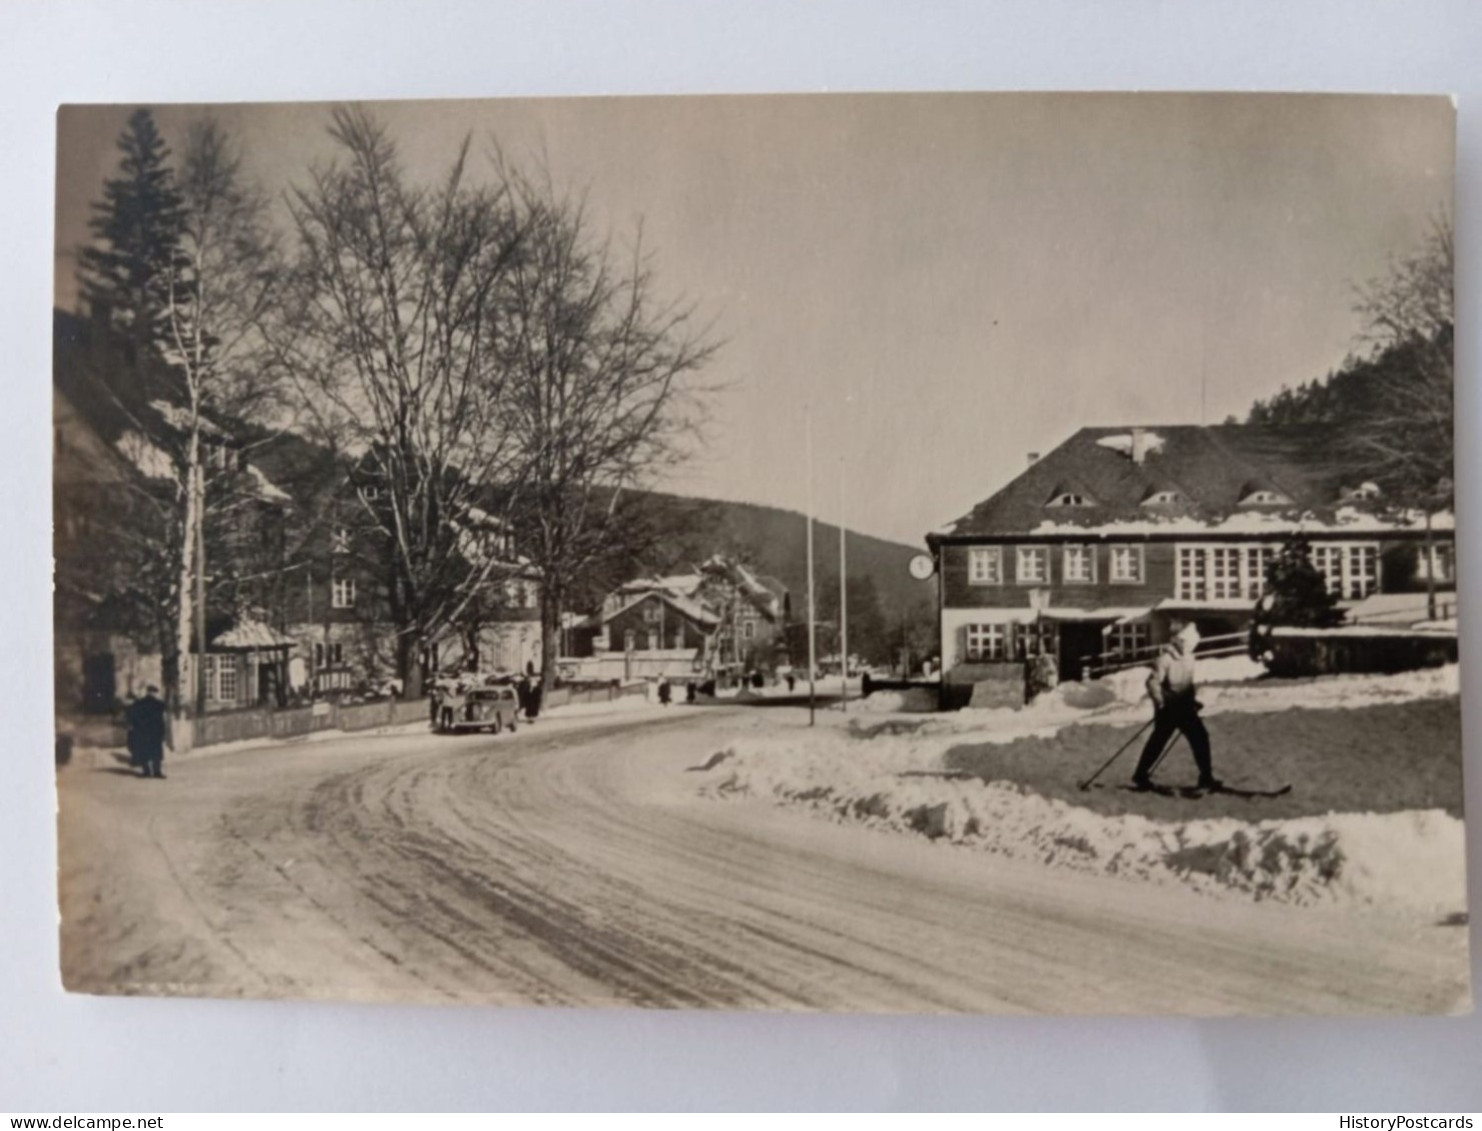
[1026,452,1040,466]
[1130,427,1148,466]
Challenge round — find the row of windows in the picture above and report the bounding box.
[968,544,1144,587]
[970,540,1449,600]
[962,620,1153,663]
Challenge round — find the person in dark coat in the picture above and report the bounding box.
[658,676,672,706]
[126,685,170,779]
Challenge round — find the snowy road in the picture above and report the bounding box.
[58,709,1469,1014]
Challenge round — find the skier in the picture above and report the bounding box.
[1131,621,1221,791]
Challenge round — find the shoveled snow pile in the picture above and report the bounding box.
[696,665,1466,913]
[700,732,1464,911]
[857,687,939,714]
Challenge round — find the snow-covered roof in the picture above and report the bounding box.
[115,430,175,481]
[931,424,1453,541]
[211,620,296,650]
[597,589,722,629]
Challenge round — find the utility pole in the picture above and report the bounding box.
[194,462,207,717]
[838,454,848,713]
[805,406,816,727]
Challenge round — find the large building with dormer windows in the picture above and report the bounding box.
[924,424,1455,695]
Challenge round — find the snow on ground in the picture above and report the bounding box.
[696,665,1465,914]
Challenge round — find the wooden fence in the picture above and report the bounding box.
[66,681,648,754]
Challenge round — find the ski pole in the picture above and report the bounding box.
[1077,717,1155,791]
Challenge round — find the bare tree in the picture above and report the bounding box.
[1349,215,1454,617]
[161,117,283,719]
[494,166,720,691]
[271,108,528,696]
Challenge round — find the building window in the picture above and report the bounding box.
[331,577,356,609]
[1245,546,1274,599]
[965,624,1006,662]
[743,621,755,641]
[209,654,238,702]
[968,547,1003,585]
[1108,622,1150,657]
[1142,491,1182,506]
[1062,544,1095,584]
[1047,492,1090,508]
[1016,620,1056,659]
[329,642,343,666]
[330,526,351,554]
[1177,544,1282,601]
[1239,489,1292,506]
[644,631,656,651]
[1310,542,1380,599]
[1016,546,1049,584]
[1109,544,1144,584]
[1417,543,1455,583]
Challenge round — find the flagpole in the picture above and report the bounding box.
[805,406,816,727]
[839,453,848,713]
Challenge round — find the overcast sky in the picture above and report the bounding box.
[55,93,1453,545]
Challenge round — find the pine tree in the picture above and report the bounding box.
[78,107,184,360]
[1249,536,1344,663]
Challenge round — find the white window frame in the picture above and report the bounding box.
[1015,546,1049,585]
[965,623,1007,662]
[1417,543,1455,583]
[1176,544,1283,601]
[1239,489,1292,506]
[215,654,238,703]
[1062,543,1096,584]
[1108,622,1150,656]
[1047,493,1090,508]
[1309,542,1380,599]
[1108,543,1144,584]
[331,577,356,609]
[1141,491,1181,507]
[967,546,1003,586]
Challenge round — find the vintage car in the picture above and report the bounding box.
[433,685,521,735]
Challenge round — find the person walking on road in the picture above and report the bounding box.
[1131,622,1220,791]
[126,685,170,779]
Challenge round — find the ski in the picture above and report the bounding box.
[1112,782,1292,800]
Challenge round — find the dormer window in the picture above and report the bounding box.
[330,526,351,554]
[1141,490,1182,506]
[1238,488,1292,507]
[1047,492,1091,508]
[1342,482,1383,502]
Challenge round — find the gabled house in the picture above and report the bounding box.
[567,555,791,678]
[925,424,1455,694]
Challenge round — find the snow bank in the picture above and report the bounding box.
[697,664,1465,913]
[700,735,1465,912]
[857,687,939,714]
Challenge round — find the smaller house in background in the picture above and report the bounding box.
[566,556,791,679]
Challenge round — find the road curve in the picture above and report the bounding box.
[58,711,1470,1013]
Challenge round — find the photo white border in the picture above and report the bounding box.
[3,0,1479,1111]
